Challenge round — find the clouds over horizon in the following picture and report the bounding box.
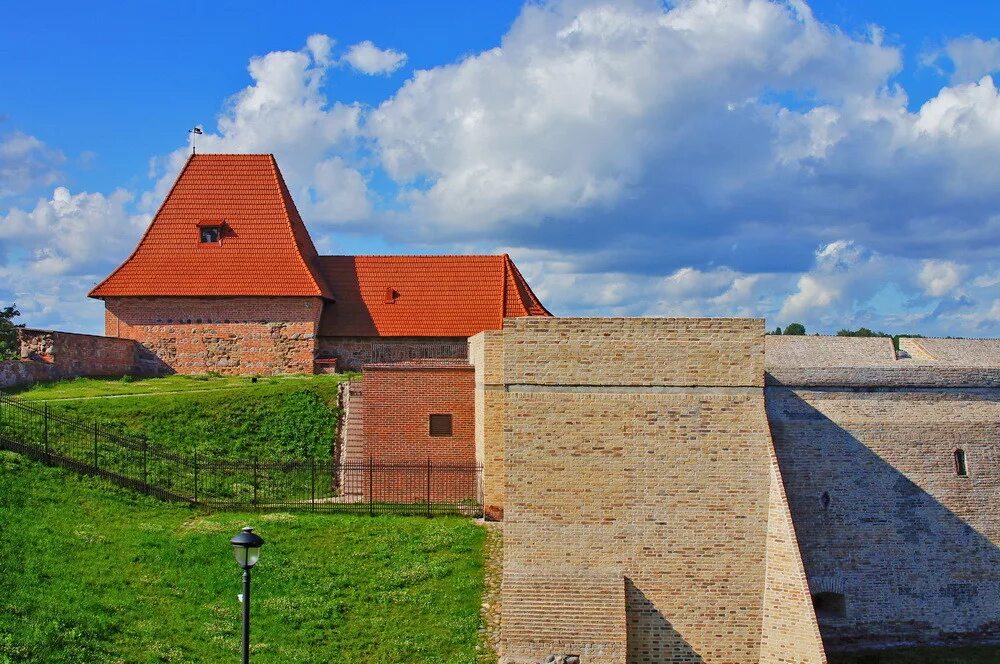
[4,0,1000,337]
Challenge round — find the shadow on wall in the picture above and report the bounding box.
[768,389,1000,652]
[626,579,704,663]
[136,347,175,376]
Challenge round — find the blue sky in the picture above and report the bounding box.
[4,0,1000,336]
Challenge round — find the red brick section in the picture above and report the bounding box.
[104,296,322,375]
[88,154,332,299]
[317,254,551,338]
[360,360,476,502]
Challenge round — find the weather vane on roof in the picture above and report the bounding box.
[188,126,203,155]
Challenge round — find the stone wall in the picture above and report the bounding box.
[767,385,1000,651]
[317,336,467,371]
[103,296,322,375]
[1,328,144,390]
[498,317,823,664]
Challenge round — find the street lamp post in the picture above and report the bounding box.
[230,527,264,664]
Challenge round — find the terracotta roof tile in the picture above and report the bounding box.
[318,254,550,337]
[89,154,332,299]
[89,153,551,337]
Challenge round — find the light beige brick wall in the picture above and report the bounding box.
[470,331,506,520]
[760,433,827,663]
[497,317,823,664]
[503,317,764,388]
[768,386,1000,651]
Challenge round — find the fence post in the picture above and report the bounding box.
[426,458,431,518]
[368,458,374,516]
[142,436,148,488]
[253,456,259,507]
[311,457,316,511]
[43,403,49,459]
[93,423,99,468]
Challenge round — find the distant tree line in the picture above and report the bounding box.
[0,304,23,361]
[767,322,925,351]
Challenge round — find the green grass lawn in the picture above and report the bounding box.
[0,452,485,663]
[3,374,357,460]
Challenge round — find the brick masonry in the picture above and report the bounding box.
[359,360,477,502]
[103,296,323,375]
[496,318,824,664]
[470,331,506,520]
[767,386,1000,651]
[317,336,467,371]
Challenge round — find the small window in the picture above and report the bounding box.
[429,414,453,437]
[813,592,846,619]
[384,287,400,303]
[200,226,222,243]
[954,448,969,477]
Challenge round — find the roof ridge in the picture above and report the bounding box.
[319,253,508,259]
[89,154,197,298]
[266,155,333,300]
[500,253,510,323]
[504,254,553,317]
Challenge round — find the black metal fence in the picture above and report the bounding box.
[0,394,482,516]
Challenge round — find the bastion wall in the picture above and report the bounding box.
[496,318,824,664]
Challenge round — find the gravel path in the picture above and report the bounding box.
[477,520,502,664]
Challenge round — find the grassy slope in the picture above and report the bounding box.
[0,452,484,663]
[5,375,356,460]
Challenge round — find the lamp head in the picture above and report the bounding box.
[230,527,264,570]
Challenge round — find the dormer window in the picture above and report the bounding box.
[200,226,222,243]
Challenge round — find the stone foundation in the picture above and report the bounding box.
[103,296,322,375]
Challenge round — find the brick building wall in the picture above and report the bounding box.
[498,317,823,664]
[103,296,322,375]
[767,385,1000,651]
[360,360,477,502]
[317,336,467,371]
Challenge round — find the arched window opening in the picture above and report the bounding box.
[812,592,846,619]
[954,449,969,477]
[820,491,831,511]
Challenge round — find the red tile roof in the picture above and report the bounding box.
[317,254,551,337]
[90,153,552,337]
[89,154,333,299]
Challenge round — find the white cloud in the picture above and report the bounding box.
[778,240,885,322]
[369,0,901,235]
[0,131,65,198]
[918,259,964,297]
[0,187,148,277]
[938,36,1000,84]
[343,41,407,75]
[306,33,335,67]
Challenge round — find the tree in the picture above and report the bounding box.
[782,323,806,336]
[0,304,23,361]
[836,327,889,339]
